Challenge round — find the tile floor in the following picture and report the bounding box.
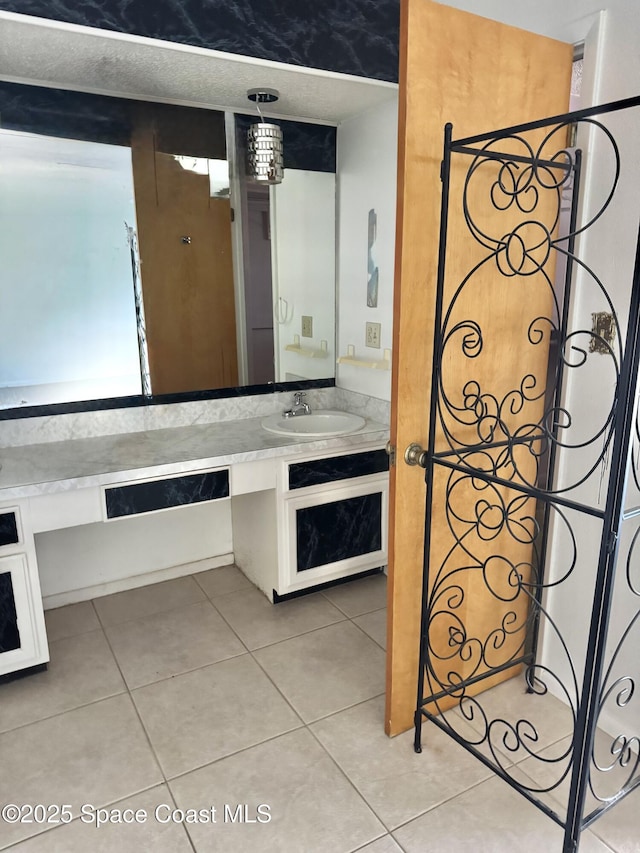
[0,567,636,852]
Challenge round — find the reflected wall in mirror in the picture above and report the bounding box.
[0,82,337,412]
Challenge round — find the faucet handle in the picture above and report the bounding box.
[293,391,306,405]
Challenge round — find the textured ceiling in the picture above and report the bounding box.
[0,12,398,125]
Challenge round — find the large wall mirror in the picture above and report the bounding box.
[0,80,337,414]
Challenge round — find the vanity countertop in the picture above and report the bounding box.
[0,415,389,499]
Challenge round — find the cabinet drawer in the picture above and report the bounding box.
[287,449,388,490]
[104,469,229,519]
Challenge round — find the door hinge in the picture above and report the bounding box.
[230,207,235,222]
[386,441,396,467]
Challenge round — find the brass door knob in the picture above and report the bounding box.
[404,442,427,467]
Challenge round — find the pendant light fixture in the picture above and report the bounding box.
[246,88,284,185]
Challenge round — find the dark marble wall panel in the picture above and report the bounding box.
[0,513,19,548]
[0,0,399,82]
[0,572,21,653]
[105,470,229,518]
[296,492,382,571]
[289,449,388,489]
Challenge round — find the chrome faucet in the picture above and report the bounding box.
[283,391,312,418]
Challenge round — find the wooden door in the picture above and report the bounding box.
[386,0,573,735]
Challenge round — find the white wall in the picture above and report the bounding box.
[336,96,398,400]
[36,501,233,606]
[271,170,336,382]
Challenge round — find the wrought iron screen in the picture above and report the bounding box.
[414,97,640,852]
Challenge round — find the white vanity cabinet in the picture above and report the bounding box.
[0,503,48,678]
[233,443,389,601]
[0,416,389,678]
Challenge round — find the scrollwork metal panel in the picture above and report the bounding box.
[415,97,640,853]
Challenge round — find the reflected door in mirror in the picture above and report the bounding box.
[131,108,237,395]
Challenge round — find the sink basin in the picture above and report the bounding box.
[261,409,366,438]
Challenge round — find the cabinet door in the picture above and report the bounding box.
[0,553,49,677]
[281,479,388,594]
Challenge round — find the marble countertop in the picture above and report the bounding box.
[0,415,389,499]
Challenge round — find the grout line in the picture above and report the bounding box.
[350,609,387,650]
[164,724,307,785]
[126,649,249,692]
[0,686,129,737]
[206,592,349,653]
[0,782,178,852]
[305,722,393,835]
[99,619,169,785]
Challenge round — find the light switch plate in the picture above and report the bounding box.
[301,315,313,338]
[366,321,381,348]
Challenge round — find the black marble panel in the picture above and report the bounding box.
[0,572,21,653]
[236,115,336,173]
[0,0,400,82]
[0,513,19,547]
[105,470,229,518]
[289,449,388,490]
[296,492,382,571]
[0,81,133,145]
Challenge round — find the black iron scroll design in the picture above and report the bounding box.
[416,101,640,853]
[437,120,621,496]
[421,461,580,801]
[588,447,640,813]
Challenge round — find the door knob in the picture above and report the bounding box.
[404,442,427,467]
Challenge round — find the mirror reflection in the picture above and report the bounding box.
[0,83,337,411]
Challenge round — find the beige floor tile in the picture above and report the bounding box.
[93,576,205,627]
[357,837,405,853]
[133,654,302,778]
[9,785,192,852]
[105,600,245,688]
[0,695,162,847]
[322,573,387,617]
[194,564,254,598]
[353,608,386,649]
[169,728,385,853]
[312,696,492,829]
[211,585,345,650]
[0,630,125,734]
[393,776,613,853]
[253,621,385,722]
[44,601,100,642]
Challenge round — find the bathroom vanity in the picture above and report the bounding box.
[0,410,389,679]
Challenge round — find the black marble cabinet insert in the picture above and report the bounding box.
[0,572,21,653]
[0,512,19,548]
[296,492,382,572]
[288,449,389,490]
[105,470,229,518]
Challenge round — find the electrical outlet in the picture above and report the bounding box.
[366,321,381,349]
[301,315,313,338]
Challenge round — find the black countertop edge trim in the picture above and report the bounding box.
[0,378,335,422]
